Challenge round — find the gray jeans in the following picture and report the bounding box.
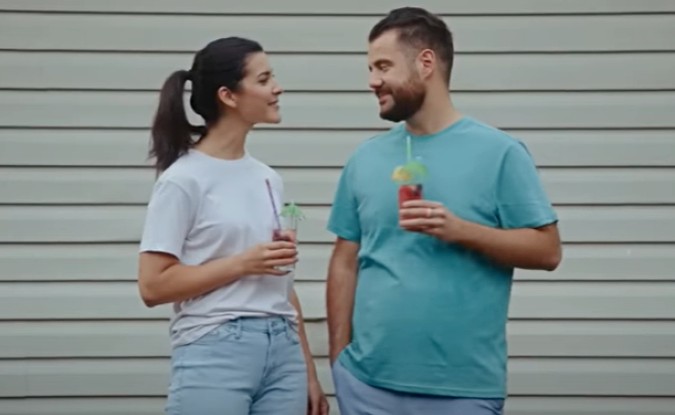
[332,359,504,415]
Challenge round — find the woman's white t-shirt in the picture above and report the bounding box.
[139,149,297,348]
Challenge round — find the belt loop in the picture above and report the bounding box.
[284,317,293,341]
[269,316,284,335]
[282,316,290,334]
[234,318,243,339]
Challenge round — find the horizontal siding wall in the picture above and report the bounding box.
[0,2,674,415]
[3,0,675,14]
[4,52,675,91]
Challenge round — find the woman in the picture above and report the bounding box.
[137,37,329,415]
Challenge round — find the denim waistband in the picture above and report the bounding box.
[228,316,295,335]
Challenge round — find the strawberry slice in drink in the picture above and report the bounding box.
[272,228,297,274]
[398,184,423,208]
[272,229,295,243]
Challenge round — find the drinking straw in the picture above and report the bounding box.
[406,135,412,162]
[265,179,282,229]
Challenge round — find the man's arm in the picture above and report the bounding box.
[454,220,561,270]
[326,237,360,364]
[400,201,561,271]
[401,140,561,271]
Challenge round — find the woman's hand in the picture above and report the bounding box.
[307,375,330,415]
[237,241,297,276]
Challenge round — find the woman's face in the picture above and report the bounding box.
[225,51,284,125]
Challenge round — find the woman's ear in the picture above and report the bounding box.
[216,86,237,108]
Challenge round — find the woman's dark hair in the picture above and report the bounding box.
[149,37,263,172]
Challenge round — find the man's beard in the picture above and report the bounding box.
[378,78,426,122]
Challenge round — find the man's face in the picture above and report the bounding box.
[367,31,426,122]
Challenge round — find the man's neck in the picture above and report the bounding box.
[405,90,462,136]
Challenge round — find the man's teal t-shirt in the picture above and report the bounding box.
[327,117,558,398]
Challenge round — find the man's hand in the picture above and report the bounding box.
[399,199,464,243]
[400,199,561,270]
[329,342,349,367]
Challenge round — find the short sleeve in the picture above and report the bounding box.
[327,158,361,242]
[496,142,558,229]
[139,179,195,258]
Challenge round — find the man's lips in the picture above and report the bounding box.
[377,94,391,105]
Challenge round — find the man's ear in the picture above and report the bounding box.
[216,86,237,108]
[417,49,436,80]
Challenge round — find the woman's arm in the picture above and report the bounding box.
[289,288,329,415]
[138,241,297,307]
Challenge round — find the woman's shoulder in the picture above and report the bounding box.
[247,155,282,178]
[154,153,205,194]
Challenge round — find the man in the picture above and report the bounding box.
[326,7,561,415]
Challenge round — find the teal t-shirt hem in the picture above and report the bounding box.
[509,210,558,230]
[338,352,507,399]
[326,223,360,243]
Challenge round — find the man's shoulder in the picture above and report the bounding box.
[461,117,522,146]
[452,117,534,167]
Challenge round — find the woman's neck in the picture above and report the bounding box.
[195,116,251,160]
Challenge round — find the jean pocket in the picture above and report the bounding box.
[286,324,301,345]
[191,321,239,346]
[484,398,505,415]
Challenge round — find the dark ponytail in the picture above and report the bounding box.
[150,70,204,172]
[149,37,263,173]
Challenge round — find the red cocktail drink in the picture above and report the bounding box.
[398,183,423,208]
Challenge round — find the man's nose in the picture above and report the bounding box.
[369,75,383,91]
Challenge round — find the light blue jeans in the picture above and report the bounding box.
[332,359,504,415]
[166,316,307,415]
